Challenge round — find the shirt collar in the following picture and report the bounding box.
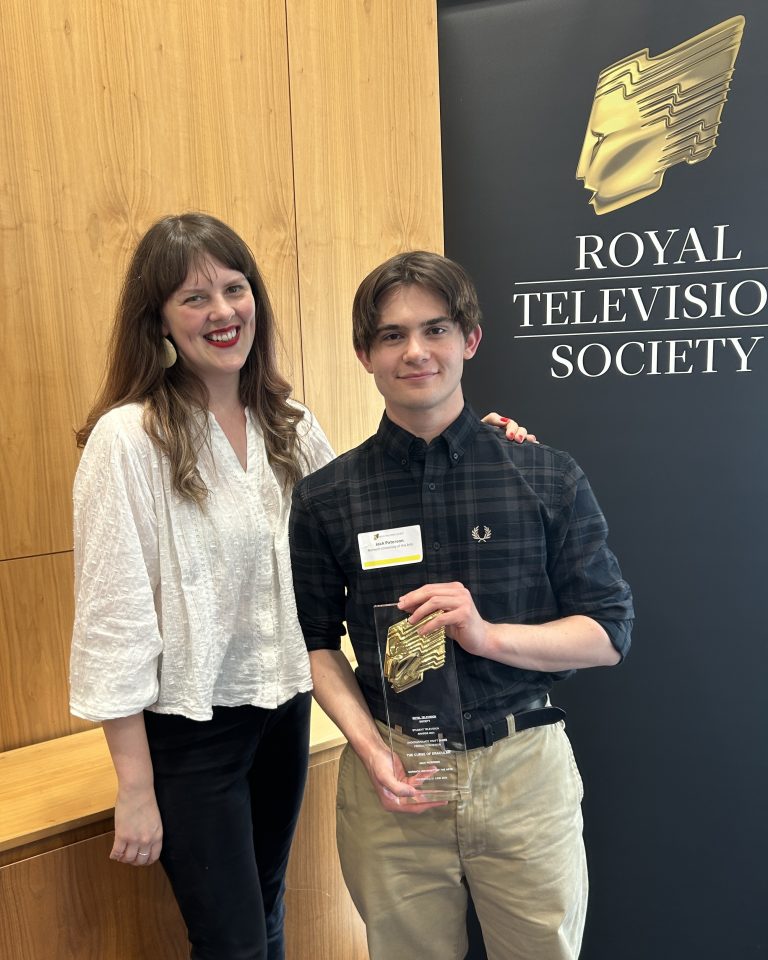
[375,402,481,471]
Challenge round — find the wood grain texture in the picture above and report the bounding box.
[0,707,342,860]
[286,747,369,960]
[0,742,366,959]
[0,728,115,854]
[0,553,93,751]
[287,0,444,455]
[0,0,301,560]
[0,822,113,871]
[0,833,189,960]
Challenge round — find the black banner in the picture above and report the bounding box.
[439,1,767,957]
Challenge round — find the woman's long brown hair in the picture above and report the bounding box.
[77,213,306,502]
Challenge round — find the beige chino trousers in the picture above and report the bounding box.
[336,720,588,960]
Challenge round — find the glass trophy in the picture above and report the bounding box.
[373,603,469,802]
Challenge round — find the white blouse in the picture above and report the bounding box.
[69,401,335,722]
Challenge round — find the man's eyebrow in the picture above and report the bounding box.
[376,316,453,332]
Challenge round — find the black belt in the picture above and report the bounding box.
[450,698,566,751]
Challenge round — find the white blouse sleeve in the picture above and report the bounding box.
[69,409,163,721]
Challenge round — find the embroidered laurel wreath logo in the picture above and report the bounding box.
[472,526,492,543]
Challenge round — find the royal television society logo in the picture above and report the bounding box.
[508,15,763,381]
[576,16,745,214]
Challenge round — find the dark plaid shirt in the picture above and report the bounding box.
[289,403,633,735]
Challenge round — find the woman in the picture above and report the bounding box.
[70,212,533,960]
[70,213,336,960]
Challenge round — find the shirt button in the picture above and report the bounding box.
[401,458,408,466]
[432,541,440,550]
[427,482,436,491]
[463,712,472,720]
[452,452,459,460]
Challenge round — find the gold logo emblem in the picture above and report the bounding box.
[384,612,446,693]
[472,525,492,543]
[576,16,745,215]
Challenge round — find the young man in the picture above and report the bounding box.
[289,251,633,960]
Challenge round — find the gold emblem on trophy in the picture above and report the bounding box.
[383,611,446,693]
[576,16,745,214]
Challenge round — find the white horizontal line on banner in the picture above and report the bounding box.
[514,323,768,339]
[513,266,768,285]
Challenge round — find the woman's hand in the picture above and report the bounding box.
[102,714,163,867]
[110,785,163,866]
[481,412,538,444]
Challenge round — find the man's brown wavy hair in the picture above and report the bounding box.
[352,250,482,354]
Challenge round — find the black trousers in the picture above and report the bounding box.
[144,693,311,960]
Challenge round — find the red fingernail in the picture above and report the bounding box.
[499,417,509,423]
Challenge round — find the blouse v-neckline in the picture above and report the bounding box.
[208,408,250,474]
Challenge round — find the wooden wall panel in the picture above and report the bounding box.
[0,554,92,752]
[0,832,188,960]
[287,0,444,455]
[285,748,369,960]
[0,747,366,959]
[0,0,301,560]
[0,0,443,952]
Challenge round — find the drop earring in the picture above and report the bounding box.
[161,337,177,368]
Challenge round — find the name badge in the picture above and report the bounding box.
[358,525,423,571]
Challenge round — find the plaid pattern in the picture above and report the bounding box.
[289,403,633,735]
